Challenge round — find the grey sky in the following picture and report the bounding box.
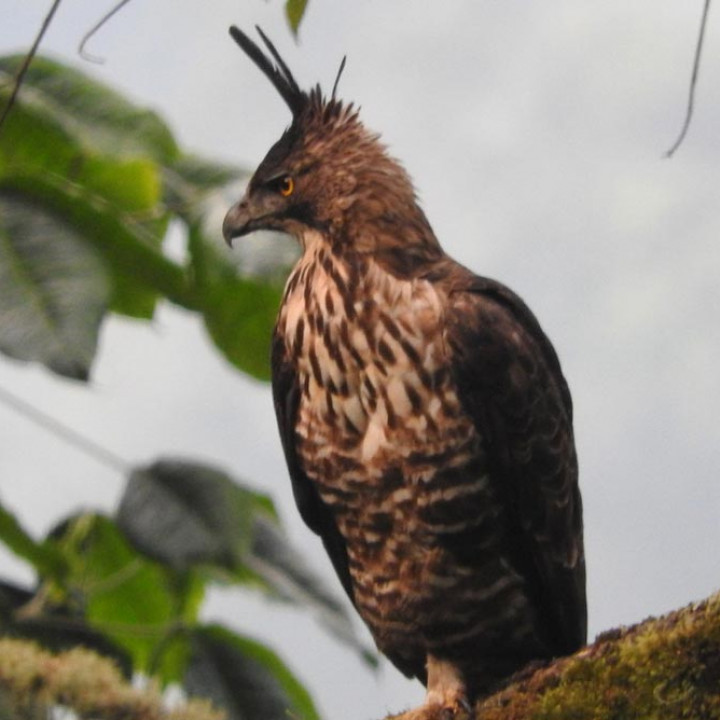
[1,2,719,718]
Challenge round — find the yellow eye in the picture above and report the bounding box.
[279,176,294,197]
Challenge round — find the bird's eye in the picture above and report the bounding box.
[280,176,294,196]
[272,175,294,197]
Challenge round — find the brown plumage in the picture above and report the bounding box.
[223,26,586,712]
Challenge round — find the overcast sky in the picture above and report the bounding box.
[1,2,719,718]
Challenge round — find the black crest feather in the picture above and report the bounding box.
[332,56,347,102]
[229,25,306,117]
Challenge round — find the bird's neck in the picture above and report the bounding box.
[280,230,422,359]
[307,201,444,281]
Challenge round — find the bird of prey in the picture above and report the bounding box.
[223,26,586,715]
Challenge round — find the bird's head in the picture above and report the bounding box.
[223,26,438,259]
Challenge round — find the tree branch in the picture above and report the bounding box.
[665,0,713,157]
[386,590,720,720]
[78,0,135,64]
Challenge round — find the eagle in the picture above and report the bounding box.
[223,26,586,715]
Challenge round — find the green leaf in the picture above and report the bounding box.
[146,572,206,682]
[186,625,320,720]
[1,53,282,367]
[0,57,174,320]
[0,114,167,320]
[285,0,309,36]
[0,55,179,162]
[114,458,372,663]
[0,502,68,580]
[52,513,194,675]
[1,174,188,318]
[0,581,133,677]
[80,153,162,214]
[189,224,282,381]
[0,191,109,380]
[0,84,76,177]
[115,456,373,662]
[163,155,247,222]
[116,459,267,573]
[201,274,281,381]
[0,91,164,217]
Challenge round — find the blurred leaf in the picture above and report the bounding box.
[0,83,170,320]
[116,459,267,573]
[52,513,196,676]
[79,153,162,214]
[186,624,319,720]
[0,53,284,377]
[200,274,280,381]
[0,83,76,176]
[167,155,242,191]
[0,55,179,162]
[0,573,134,679]
[189,224,281,381]
[0,580,33,621]
[17,619,133,677]
[0,89,164,216]
[0,502,68,580]
[146,572,206,682]
[149,625,195,686]
[163,155,247,221]
[249,516,376,666]
[285,0,309,35]
[2,173,186,318]
[3,603,134,678]
[114,458,369,661]
[0,191,109,380]
[168,570,207,625]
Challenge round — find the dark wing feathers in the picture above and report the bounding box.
[445,271,587,654]
[271,331,356,607]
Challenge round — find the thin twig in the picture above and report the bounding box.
[78,0,135,64]
[0,0,64,132]
[0,383,128,474]
[665,0,713,157]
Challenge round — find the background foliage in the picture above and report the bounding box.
[0,3,373,718]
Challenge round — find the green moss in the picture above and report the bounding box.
[0,638,224,720]
[471,591,720,720]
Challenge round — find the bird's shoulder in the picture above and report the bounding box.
[413,256,573,419]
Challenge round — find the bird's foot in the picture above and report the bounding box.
[386,657,473,720]
[434,695,472,720]
[424,656,472,719]
[387,698,472,720]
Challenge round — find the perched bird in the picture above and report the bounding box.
[223,26,586,714]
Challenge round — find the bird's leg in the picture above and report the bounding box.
[424,655,471,718]
[386,657,472,720]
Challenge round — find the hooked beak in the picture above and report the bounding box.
[222,197,255,247]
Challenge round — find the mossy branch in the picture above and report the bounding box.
[388,590,720,720]
[3,591,720,720]
[0,639,224,720]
